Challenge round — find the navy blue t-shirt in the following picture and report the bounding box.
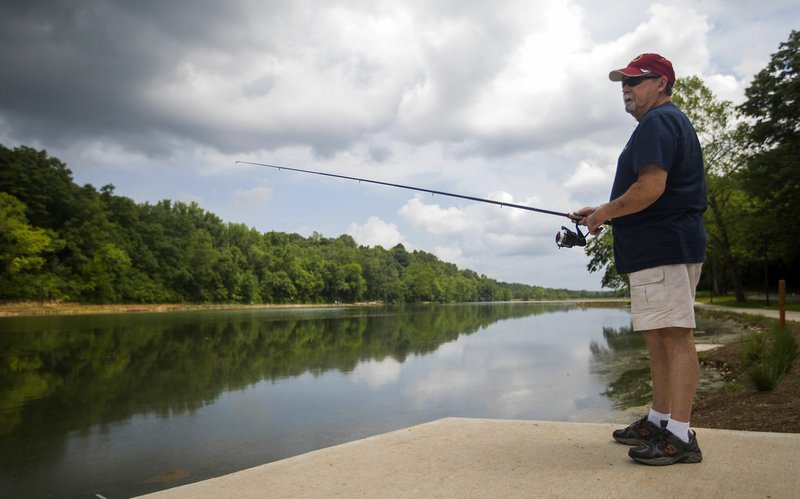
[609,102,707,274]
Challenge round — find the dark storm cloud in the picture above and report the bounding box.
[0,0,269,155]
[0,1,560,160]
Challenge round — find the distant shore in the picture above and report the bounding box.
[0,301,370,318]
[0,299,628,318]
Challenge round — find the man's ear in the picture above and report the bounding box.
[658,75,668,93]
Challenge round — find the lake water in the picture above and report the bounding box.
[0,303,732,498]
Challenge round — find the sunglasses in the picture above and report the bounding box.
[622,75,662,87]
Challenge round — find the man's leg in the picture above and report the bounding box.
[658,326,699,424]
[611,329,675,446]
[628,325,703,465]
[643,327,698,422]
[642,330,671,416]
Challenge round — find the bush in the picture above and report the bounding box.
[739,330,766,365]
[747,363,779,391]
[770,325,800,375]
[744,325,800,391]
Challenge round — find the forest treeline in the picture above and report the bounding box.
[0,144,612,304]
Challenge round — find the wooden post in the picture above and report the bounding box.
[778,279,786,329]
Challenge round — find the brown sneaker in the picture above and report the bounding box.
[628,429,703,465]
[612,416,665,445]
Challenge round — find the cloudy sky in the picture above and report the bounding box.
[1,1,798,291]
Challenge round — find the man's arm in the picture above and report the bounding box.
[573,165,667,233]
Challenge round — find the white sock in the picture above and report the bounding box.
[647,408,670,427]
[666,419,691,443]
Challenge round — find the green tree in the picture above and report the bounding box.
[361,246,405,303]
[339,262,367,302]
[0,193,58,299]
[738,30,800,284]
[60,185,128,300]
[182,229,222,302]
[289,254,325,303]
[403,260,438,302]
[739,30,800,148]
[453,273,478,302]
[0,145,78,229]
[672,76,748,302]
[85,243,133,303]
[584,229,625,291]
[261,269,296,303]
[100,185,169,302]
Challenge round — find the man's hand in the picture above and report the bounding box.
[570,165,667,235]
[570,206,606,235]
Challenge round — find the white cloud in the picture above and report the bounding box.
[703,73,745,104]
[398,197,474,236]
[564,160,615,198]
[431,245,470,269]
[347,216,407,249]
[399,193,563,267]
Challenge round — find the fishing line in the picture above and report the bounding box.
[235,160,591,248]
[236,160,578,219]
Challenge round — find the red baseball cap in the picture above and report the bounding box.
[609,53,675,86]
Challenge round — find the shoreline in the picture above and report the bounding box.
[0,299,628,318]
[0,301,379,318]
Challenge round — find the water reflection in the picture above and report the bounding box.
[2,304,548,438]
[589,324,652,408]
[0,303,724,497]
[590,318,728,409]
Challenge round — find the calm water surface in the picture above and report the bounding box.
[0,303,731,498]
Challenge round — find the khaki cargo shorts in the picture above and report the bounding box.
[628,263,703,332]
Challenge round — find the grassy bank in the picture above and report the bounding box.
[0,301,376,317]
[696,291,800,312]
[5,295,799,319]
[692,311,800,432]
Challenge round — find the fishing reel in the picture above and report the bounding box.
[555,223,587,249]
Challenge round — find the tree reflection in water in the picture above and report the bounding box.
[590,318,728,410]
[0,303,566,439]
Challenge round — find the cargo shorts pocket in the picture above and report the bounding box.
[629,267,669,306]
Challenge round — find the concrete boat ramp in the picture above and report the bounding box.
[138,417,799,498]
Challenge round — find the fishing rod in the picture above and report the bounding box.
[235,160,590,248]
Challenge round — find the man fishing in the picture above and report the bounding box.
[571,53,707,465]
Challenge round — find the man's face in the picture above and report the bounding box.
[621,74,665,120]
